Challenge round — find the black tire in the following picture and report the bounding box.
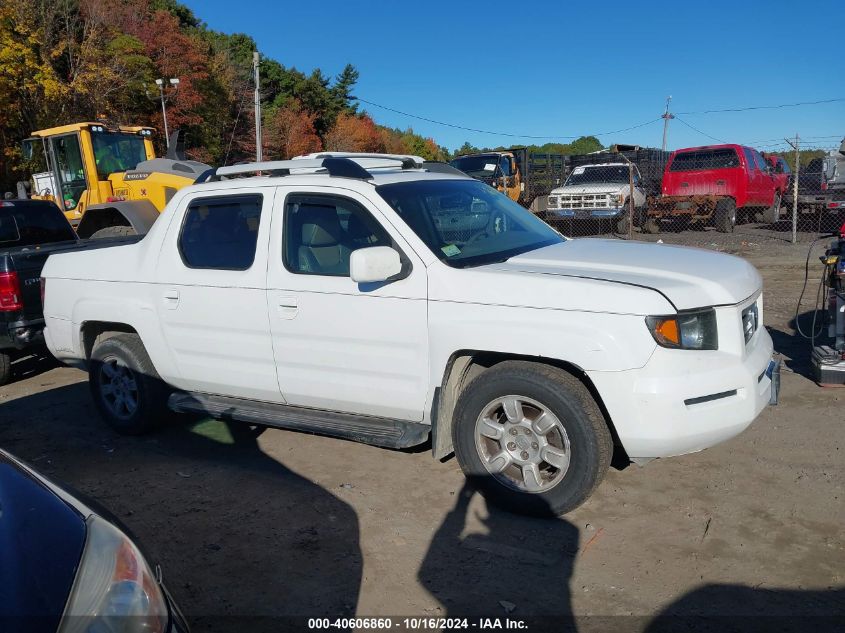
[643,217,661,234]
[90,225,136,239]
[715,199,736,233]
[615,207,642,234]
[763,192,782,224]
[452,361,612,517]
[0,352,11,386]
[89,333,170,435]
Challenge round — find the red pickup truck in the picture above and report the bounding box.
[645,144,783,233]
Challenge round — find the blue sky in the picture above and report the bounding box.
[185,0,844,154]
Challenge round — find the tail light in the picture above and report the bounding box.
[40,277,46,307]
[822,181,828,191]
[0,272,22,311]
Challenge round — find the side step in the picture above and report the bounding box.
[167,392,430,450]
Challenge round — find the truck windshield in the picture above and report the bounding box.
[449,155,501,178]
[91,132,147,178]
[376,179,563,268]
[565,166,631,186]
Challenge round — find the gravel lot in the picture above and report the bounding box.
[1,226,843,631]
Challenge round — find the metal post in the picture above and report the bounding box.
[157,81,170,149]
[661,96,674,152]
[785,134,800,244]
[628,161,636,239]
[253,52,263,162]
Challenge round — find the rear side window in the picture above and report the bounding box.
[0,203,77,246]
[179,194,262,270]
[669,148,740,171]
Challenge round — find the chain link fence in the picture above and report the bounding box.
[451,140,845,246]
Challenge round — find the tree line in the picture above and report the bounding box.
[0,0,450,190]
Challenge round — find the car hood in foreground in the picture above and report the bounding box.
[494,239,761,310]
[0,454,87,633]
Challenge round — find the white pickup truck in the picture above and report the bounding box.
[42,153,778,516]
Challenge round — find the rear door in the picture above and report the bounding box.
[742,148,761,204]
[752,149,775,205]
[154,187,282,401]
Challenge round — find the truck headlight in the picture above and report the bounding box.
[58,515,168,633]
[646,308,718,350]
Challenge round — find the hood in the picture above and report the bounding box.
[0,453,86,629]
[493,240,761,310]
[551,183,631,195]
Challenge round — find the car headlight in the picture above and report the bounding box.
[646,308,718,350]
[58,515,168,633]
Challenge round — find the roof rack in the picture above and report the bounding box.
[194,154,422,184]
[297,152,424,170]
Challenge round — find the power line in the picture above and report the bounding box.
[674,117,726,144]
[676,97,845,115]
[354,96,661,140]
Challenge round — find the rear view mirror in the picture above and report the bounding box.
[350,246,402,284]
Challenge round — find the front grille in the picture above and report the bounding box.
[559,193,611,209]
[742,302,759,344]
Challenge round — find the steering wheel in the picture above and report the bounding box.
[465,209,509,246]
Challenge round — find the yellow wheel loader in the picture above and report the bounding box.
[20,122,209,238]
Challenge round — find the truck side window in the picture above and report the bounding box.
[499,157,511,177]
[178,194,263,270]
[284,194,392,276]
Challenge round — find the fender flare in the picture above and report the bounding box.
[76,200,160,238]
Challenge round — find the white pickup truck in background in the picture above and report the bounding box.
[546,163,647,233]
[41,153,778,516]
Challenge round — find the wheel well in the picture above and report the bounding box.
[81,321,138,361]
[432,350,625,462]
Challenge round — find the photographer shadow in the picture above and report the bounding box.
[418,480,579,630]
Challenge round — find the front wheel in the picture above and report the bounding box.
[763,192,782,224]
[90,225,136,239]
[89,333,170,435]
[452,361,612,516]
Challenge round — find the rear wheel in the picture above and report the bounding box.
[452,361,612,516]
[715,199,736,233]
[90,225,135,239]
[89,333,170,435]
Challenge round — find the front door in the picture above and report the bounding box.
[154,187,283,401]
[266,186,429,421]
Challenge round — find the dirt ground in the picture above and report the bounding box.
[1,225,843,632]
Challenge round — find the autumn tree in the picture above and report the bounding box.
[324,113,383,153]
[264,100,322,159]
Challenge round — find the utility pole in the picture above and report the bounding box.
[785,134,800,244]
[661,96,674,152]
[253,52,263,162]
[153,78,180,149]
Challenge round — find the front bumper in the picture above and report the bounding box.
[587,324,776,459]
[547,207,625,219]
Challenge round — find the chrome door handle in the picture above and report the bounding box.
[163,289,180,310]
[277,297,298,320]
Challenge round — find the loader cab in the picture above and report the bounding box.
[22,123,155,223]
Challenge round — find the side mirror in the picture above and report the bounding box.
[21,139,34,161]
[350,246,402,283]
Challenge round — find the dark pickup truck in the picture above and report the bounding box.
[0,199,139,385]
